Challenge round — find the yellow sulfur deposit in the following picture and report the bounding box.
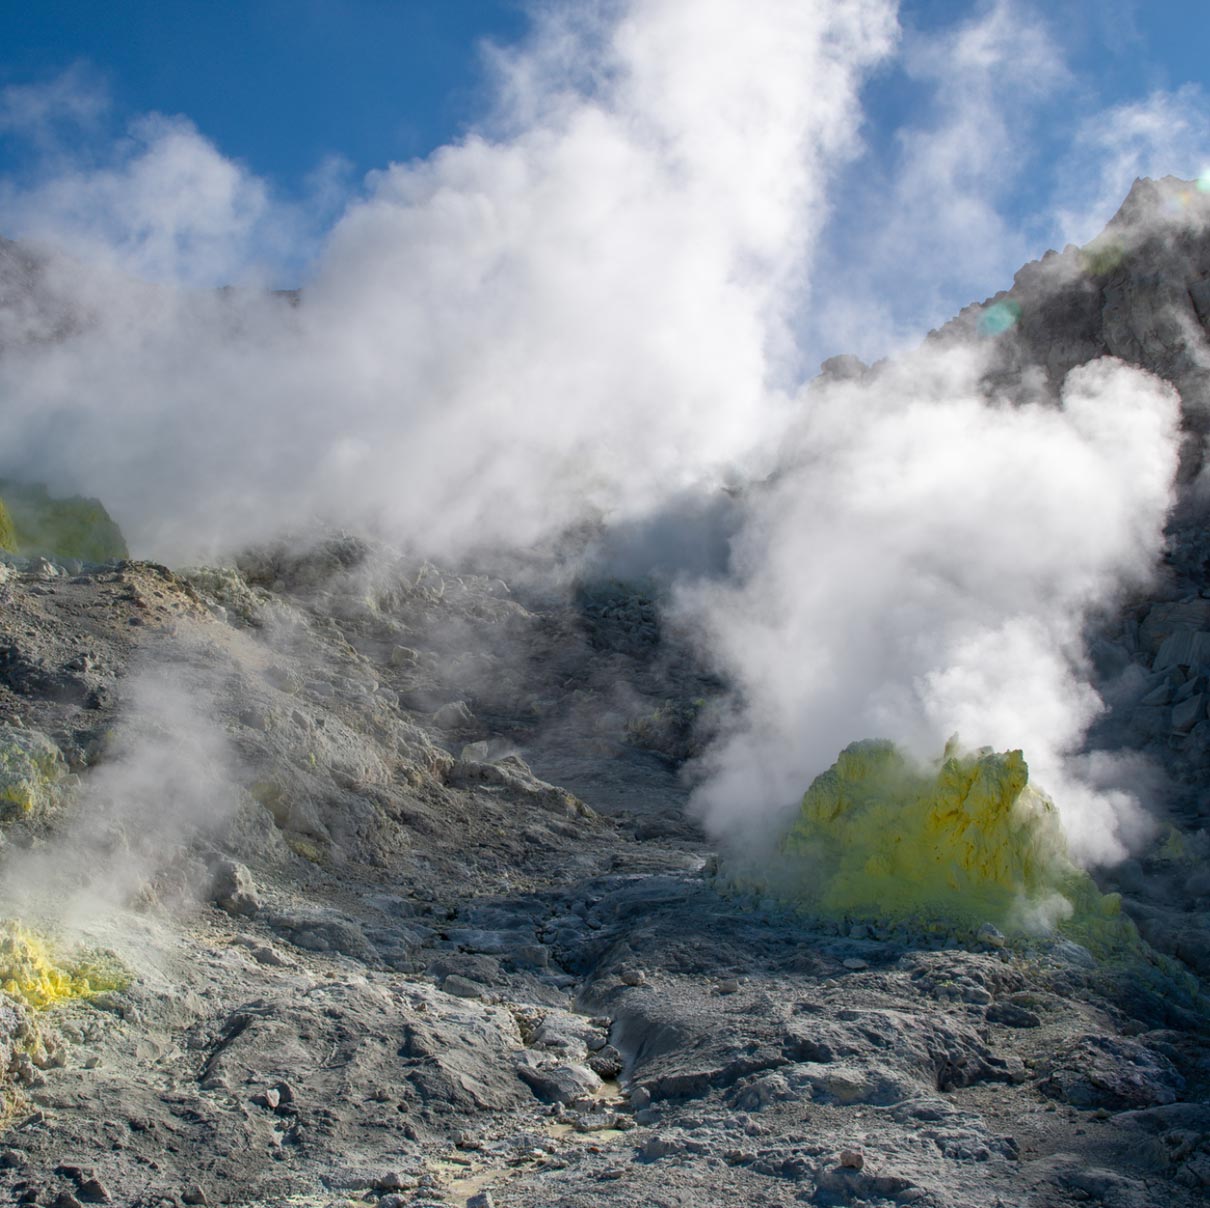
[0,922,128,1010]
[0,729,67,819]
[780,738,1134,945]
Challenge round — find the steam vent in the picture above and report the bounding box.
[780,739,1132,945]
[1,180,1210,1208]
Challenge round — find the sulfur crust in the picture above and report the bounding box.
[0,921,128,1010]
[781,738,1138,949]
[0,481,128,563]
[0,729,66,818]
[0,500,16,554]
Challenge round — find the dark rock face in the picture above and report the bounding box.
[1038,1033,1186,1110]
[935,178,1210,451]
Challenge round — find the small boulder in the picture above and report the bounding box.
[432,700,475,730]
[209,859,260,917]
[516,1059,602,1104]
[77,1178,111,1204]
[388,645,418,669]
[588,1045,624,1080]
[373,1171,409,1192]
[441,974,484,999]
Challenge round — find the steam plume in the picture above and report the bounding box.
[0,0,898,560]
[0,1,1200,867]
[681,348,1180,864]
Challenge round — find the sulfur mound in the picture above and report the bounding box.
[0,479,128,563]
[779,738,1132,944]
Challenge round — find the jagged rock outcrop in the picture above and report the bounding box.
[937,177,1210,470]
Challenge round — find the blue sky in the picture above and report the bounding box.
[0,1,1208,359]
[2,2,1204,191]
[0,1,529,187]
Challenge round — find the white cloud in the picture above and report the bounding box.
[1054,84,1210,245]
[0,114,272,284]
[0,64,109,145]
[808,0,1069,360]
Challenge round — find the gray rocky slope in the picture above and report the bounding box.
[0,179,1207,1207]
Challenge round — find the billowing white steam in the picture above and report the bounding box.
[0,0,897,557]
[1,664,240,930]
[682,348,1180,864]
[0,0,1198,863]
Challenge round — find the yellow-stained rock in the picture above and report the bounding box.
[0,500,16,554]
[0,479,127,563]
[780,738,1137,948]
[0,921,129,1010]
[0,729,67,819]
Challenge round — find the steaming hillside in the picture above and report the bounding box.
[0,180,1207,1207]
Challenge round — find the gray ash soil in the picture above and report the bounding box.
[0,542,1206,1208]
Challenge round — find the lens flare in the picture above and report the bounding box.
[977,298,1022,336]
